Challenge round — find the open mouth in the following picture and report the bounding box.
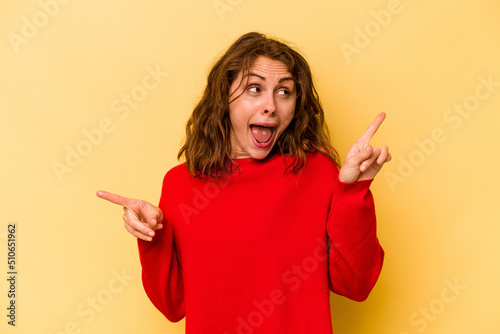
[250,124,276,146]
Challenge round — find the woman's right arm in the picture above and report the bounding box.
[96,189,185,322]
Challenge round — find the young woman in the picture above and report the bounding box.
[97,32,391,334]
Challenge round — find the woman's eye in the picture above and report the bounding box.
[248,86,260,93]
[277,89,290,96]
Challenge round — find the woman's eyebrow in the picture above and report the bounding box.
[278,77,294,83]
[245,73,294,83]
[245,73,265,80]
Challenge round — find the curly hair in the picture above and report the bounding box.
[178,31,340,178]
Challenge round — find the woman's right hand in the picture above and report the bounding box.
[96,190,164,241]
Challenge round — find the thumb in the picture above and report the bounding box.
[141,202,164,229]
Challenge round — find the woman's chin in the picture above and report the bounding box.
[247,145,275,160]
[231,138,277,160]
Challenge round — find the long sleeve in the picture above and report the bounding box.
[137,173,185,322]
[326,176,384,301]
[134,153,383,332]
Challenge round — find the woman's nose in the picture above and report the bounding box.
[262,92,276,115]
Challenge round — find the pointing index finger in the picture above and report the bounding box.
[359,112,386,143]
[96,190,131,207]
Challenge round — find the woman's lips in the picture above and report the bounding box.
[250,124,276,148]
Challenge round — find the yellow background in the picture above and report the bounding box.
[1,0,499,333]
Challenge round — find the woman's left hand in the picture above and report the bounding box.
[338,112,392,183]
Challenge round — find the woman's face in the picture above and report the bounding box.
[228,56,297,160]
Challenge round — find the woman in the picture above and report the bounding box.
[97,32,391,333]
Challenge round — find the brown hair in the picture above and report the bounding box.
[178,31,340,178]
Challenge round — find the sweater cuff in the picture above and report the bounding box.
[336,178,373,194]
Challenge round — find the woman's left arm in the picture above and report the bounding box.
[327,113,391,301]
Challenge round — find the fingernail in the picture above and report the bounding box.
[365,146,371,152]
[148,231,154,237]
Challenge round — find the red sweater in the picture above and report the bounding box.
[138,151,384,333]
